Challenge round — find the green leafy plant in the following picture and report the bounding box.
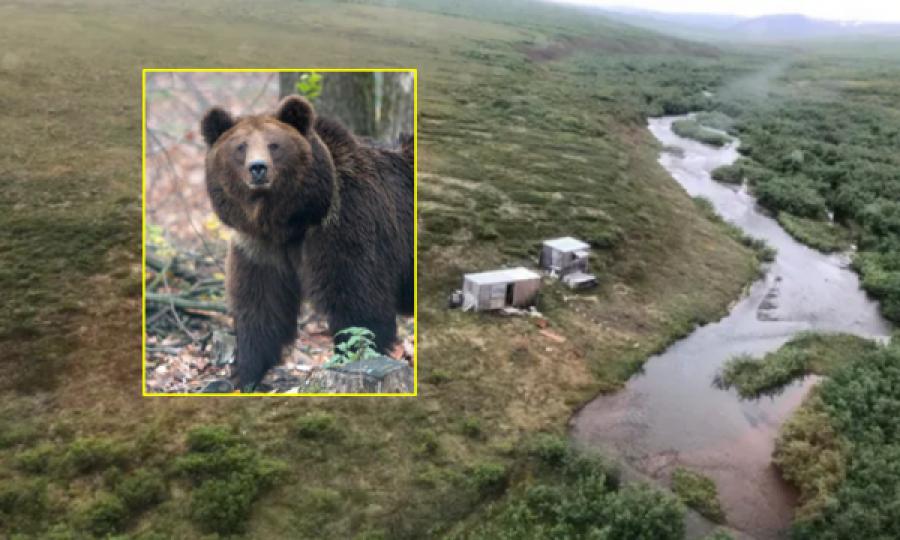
[323,327,382,368]
[294,72,322,101]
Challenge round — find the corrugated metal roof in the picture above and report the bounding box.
[464,266,541,285]
[543,236,589,252]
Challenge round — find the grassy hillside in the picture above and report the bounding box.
[0,0,764,538]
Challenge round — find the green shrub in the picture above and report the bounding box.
[754,175,829,220]
[12,444,55,474]
[413,429,440,457]
[717,349,810,399]
[62,437,129,475]
[295,413,339,440]
[777,213,851,253]
[0,478,51,529]
[459,436,674,539]
[670,468,726,523]
[853,251,900,324]
[0,424,38,449]
[190,474,257,535]
[461,475,684,540]
[469,462,509,497]
[772,390,847,522]
[73,492,129,537]
[173,445,259,482]
[184,425,240,453]
[694,111,735,132]
[783,343,900,538]
[710,157,773,186]
[524,433,570,466]
[462,417,484,439]
[115,468,167,510]
[672,119,731,147]
[172,425,289,536]
[711,162,745,185]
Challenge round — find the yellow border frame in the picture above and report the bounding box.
[142,68,417,397]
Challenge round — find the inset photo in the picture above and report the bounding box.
[142,70,416,396]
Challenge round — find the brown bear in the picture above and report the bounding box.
[199,95,415,391]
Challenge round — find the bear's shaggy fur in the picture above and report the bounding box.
[200,95,415,391]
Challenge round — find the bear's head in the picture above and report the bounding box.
[200,96,339,239]
[200,95,328,191]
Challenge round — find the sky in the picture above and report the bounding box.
[544,0,900,23]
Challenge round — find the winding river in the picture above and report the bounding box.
[570,115,893,539]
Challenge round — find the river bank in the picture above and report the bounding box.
[570,114,892,540]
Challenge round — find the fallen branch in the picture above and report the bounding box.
[146,293,228,313]
[145,251,200,280]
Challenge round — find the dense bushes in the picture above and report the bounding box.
[672,118,732,147]
[457,435,687,539]
[783,341,900,539]
[172,425,290,536]
[854,252,900,322]
[670,468,726,523]
[777,213,851,253]
[720,332,900,538]
[711,157,774,186]
[694,111,735,132]
[716,331,878,399]
[709,58,900,323]
[753,175,830,220]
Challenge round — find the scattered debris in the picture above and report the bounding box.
[540,330,566,343]
[447,290,464,309]
[563,271,599,290]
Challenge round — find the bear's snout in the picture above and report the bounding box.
[248,159,269,187]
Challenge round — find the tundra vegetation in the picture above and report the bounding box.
[2,0,900,538]
[718,332,900,538]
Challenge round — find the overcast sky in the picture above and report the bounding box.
[545,0,900,22]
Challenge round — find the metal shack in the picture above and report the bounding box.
[461,267,542,311]
[540,237,591,276]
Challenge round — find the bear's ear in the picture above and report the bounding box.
[200,106,236,147]
[275,95,316,136]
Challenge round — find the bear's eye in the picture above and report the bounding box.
[237,143,247,153]
[268,143,279,151]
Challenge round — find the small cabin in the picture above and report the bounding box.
[461,267,541,312]
[540,237,591,277]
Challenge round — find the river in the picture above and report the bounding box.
[569,115,892,539]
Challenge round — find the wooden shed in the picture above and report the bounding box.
[461,267,542,312]
[540,237,591,277]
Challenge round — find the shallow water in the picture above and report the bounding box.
[570,115,892,539]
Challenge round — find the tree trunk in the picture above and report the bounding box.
[279,72,414,142]
[309,72,379,139]
[378,72,415,142]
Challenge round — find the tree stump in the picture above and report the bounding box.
[310,356,414,393]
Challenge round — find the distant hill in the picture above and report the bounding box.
[569,5,740,41]
[570,4,900,41]
[732,13,900,39]
[602,6,745,30]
